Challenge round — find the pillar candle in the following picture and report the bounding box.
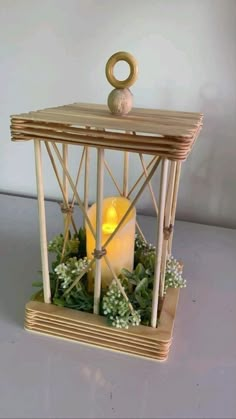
[86,196,136,289]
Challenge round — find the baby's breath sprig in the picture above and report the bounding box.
[102,280,141,329]
[135,233,156,252]
[55,256,91,290]
[164,256,186,293]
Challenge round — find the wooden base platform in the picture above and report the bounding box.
[25,288,179,361]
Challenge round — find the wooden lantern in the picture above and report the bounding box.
[10,55,203,361]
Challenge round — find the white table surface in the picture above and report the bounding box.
[0,193,235,419]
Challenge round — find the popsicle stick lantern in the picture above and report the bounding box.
[10,52,203,361]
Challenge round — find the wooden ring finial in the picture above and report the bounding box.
[105,51,138,89]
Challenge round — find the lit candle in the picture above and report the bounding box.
[86,196,136,289]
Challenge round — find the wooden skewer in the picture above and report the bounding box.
[123,151,129,197]
[94,148,104,315]
[136,221,147,242]
[44,142,77,234]
[165,161,177,225]
[103,157,161,250]
[168,161,182,254]
[103,255,135,314]
[128,156,159,198]
[104,148,147,243]
[62,143,70,239]
[84,146,90,227]
[160,161,176,297]
[105,156,147,243]
[104,159,123,195]
[34,140,51,303]
[62,144,68,203]
[71,147,86,207]
[51,142,96,238]
[60,213,71,262]
[139,153,159,216]
[151,158,169,328]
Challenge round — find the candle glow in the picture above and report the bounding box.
[102,205,118,234]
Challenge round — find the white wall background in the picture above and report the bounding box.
[1,0,236,228]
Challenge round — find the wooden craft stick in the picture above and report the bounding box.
[93,148,104,314]
[136,221,147,242]
[44,142,77,234]
[123,151,129,197]
[139,153,159,216]
[62,144,68,203]
[151,158,169,328]
[71,147,86,207]
[103,255,135,314]
[51,143,96,238]
[104,159,123,195]
[103,157,161,250]
[84,146,90,227]
[127,156,158,198]
[168,161,182,254]
[62,144,70,237]
[34,140,51,303]
[160,161,176,297]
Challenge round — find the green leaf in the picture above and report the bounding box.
[53,297,65,307]
[135,277,148,294]
[32,281,43,287]
[135,263,145,278]
[31,289,43,301]
[135,293,147,309]
[120,268,133,279]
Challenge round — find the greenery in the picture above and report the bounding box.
[33,231,186,329]
[102,236,186,327]
[42,228,93,312]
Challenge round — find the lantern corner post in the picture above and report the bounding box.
[34,139,51,304]
[93,147,105,314]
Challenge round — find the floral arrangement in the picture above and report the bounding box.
[33,230,186,329]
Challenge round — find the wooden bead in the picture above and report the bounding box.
[107,88,133,116]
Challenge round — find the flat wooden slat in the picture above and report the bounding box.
[45,105,201,129]
[25,287,179,342]
[25,318,170,353]
[37,102,202,120]
[12,135,189,160]
[25,313,171,348]
[11,132,190,155]
[11,127,190,152]
[11,120,193,145]
[11,108,200,137]
[25,324,168,361]
[11,125,193,160]
[10,101,202,160]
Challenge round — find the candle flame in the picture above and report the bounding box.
[102,205,118,234]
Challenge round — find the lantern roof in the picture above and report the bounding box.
[11,102,203,160]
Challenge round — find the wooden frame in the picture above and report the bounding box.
[25,288,179,361]
[10,103,203,361]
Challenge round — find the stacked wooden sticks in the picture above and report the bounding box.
[11,103,203,160]
[25,287,179,361]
